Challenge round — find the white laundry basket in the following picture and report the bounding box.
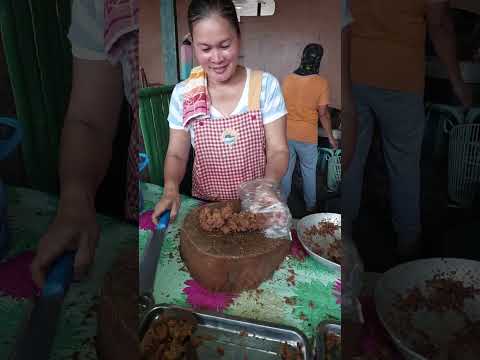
[465,107,480,124]
[448,123,480,207]
[423,104,465,165]
[318,148,342,192]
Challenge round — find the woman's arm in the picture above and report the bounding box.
[163,128,191,194]
[151,128,191,223]
[318,105,338,148]
[264,116,289,183]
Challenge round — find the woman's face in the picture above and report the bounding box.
[192,14,240,84]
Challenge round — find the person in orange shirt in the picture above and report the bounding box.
[280,44,337,213]
[343,0,472,260]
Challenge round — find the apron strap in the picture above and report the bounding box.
[248,70,263,111]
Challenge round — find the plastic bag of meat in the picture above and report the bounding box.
[238,179,292,240]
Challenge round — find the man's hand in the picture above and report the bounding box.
[451,78,473,109]
[31,57,124,288]
[31,199,99,288]
[427,2,472,109]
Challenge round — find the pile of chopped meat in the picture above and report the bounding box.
[302,221,342,264]
[325,332,341,360]
[141,314,198,360]
[304,221,339,238]
[322,239,342,264]
[199,203,267,234]
[394,276,479,314]
[280,342,303,360]
[424,276,479,312]
[391,276,480,359]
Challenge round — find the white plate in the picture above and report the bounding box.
[296,213,341,272]
[375,258,480,360]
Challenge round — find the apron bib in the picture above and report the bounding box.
[191,70,266,201]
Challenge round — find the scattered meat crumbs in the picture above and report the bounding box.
[287,274,296,286]
[285,297,297,305]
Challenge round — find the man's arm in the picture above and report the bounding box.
[58,57,124,210]
[341,22,357,172]
[426,1,472,107]
[31,57,125,287]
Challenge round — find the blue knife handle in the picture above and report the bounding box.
[42,251,75,297]
[156,210,171,231]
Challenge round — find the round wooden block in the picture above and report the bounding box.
[180,201,290,293]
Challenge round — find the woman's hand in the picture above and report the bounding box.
[328,135,339,149]
[239,179,292,238]
[319,105,339,150]
[152,128,191,225]
[31,199,100,288]
[151,189,181,225]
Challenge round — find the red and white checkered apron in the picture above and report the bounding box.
[191,71,266,200]
[104,0,139,221]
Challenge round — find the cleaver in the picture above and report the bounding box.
[10,251,75,360]
[139,210,170,300]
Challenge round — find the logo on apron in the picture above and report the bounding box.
[222,128,239,146]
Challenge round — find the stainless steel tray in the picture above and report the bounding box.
[139,304,313,359]
[315,321,341,360]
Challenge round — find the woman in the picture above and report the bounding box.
[152,0,289,223]
[280,43,337,213]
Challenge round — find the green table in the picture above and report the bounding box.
[139,183,340,343]
[0,186,136,359]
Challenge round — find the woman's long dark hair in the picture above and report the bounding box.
[188,0,241,38]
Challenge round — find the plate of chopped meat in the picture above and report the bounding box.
[375,258,480,360]
[296,213,341,271]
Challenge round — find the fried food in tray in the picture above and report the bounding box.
[140,305,311,359]
[140,309,199,360]
[280,341,304,360]
[324,331,341,360]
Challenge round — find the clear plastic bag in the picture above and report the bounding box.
[238,179,292,240]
